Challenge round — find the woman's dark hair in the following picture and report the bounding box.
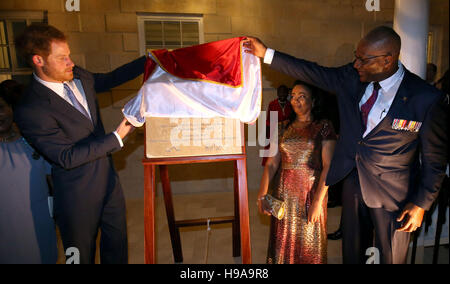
[0,80,24,107]
[286,80,323,128]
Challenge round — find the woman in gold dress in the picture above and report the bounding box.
[258,81,337,264]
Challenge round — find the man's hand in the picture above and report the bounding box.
[243,36,267,59]
[397,203,425,233]
[116,117,135,140]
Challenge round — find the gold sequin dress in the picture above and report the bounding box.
[267,119,336,264]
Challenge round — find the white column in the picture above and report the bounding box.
[393,0,430,79]
[394,0,430,264]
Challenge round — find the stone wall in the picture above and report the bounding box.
[1,0,448,198]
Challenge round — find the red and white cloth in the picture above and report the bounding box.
[123,37,262,127]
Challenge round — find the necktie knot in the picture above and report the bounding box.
[373,82,381,91]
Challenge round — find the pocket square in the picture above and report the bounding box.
[392,119,422,132]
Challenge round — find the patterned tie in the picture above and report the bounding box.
[63,83,90,119]
[361,82,381,129]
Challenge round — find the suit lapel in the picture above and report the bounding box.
[380,72,413,125]
[31,78,94,132]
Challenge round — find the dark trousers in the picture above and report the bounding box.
[341,169,411,264]
[56,183,128,264]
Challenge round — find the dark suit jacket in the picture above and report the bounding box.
[14,56,146,216]
[270,51,448,212]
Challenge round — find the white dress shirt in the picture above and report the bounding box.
[33,74,124,147]
[263,48,405,137]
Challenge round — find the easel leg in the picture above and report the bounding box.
[232,161,241,257]
[236,158,252,264]
[160,165,183,263]
[144,165,156,264]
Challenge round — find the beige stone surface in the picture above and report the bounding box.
[70,53,86,69]
[99,33,124,53]
[80,0,120,13]
[1,0,448,200]
[66,32,101,53]
[106,13,138,32]
[109,52,140,71]
[80,13,106,33]
[84,52,110,73]
[204,15,232,34]
[120,0,216,14]
[48,12,80,32]
[216,0,241,17]
[123,33,139,51]
[0,0,62,12]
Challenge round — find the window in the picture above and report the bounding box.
[137,15,204,56]
[0,12,44,85]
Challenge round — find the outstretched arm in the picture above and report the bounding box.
[244,36,357,96]
[93,55,147,93]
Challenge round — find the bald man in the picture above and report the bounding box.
[244,26,448,264]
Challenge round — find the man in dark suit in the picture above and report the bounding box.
[244,26,448,264]
[14,24,146,264]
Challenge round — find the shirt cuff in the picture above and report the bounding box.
[263,48,275,65]
[113,131,124,148]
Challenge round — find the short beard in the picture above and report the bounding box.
[42,66,73,82]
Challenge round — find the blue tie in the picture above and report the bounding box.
[63,83,90,119]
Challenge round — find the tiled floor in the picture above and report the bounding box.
[56,190,448,264]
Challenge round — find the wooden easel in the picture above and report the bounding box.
[142,120,252,264]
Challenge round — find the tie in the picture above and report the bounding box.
[361,82,381,129]
[63,83,90,119]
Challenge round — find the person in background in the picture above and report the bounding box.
[434,69,449,93]
[262,85,293,166]
[0,80,57,264]
[258,80,337,264]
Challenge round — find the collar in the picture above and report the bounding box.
[33,73,78,96]
[375,61,405,93]
[33,73,65,96]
